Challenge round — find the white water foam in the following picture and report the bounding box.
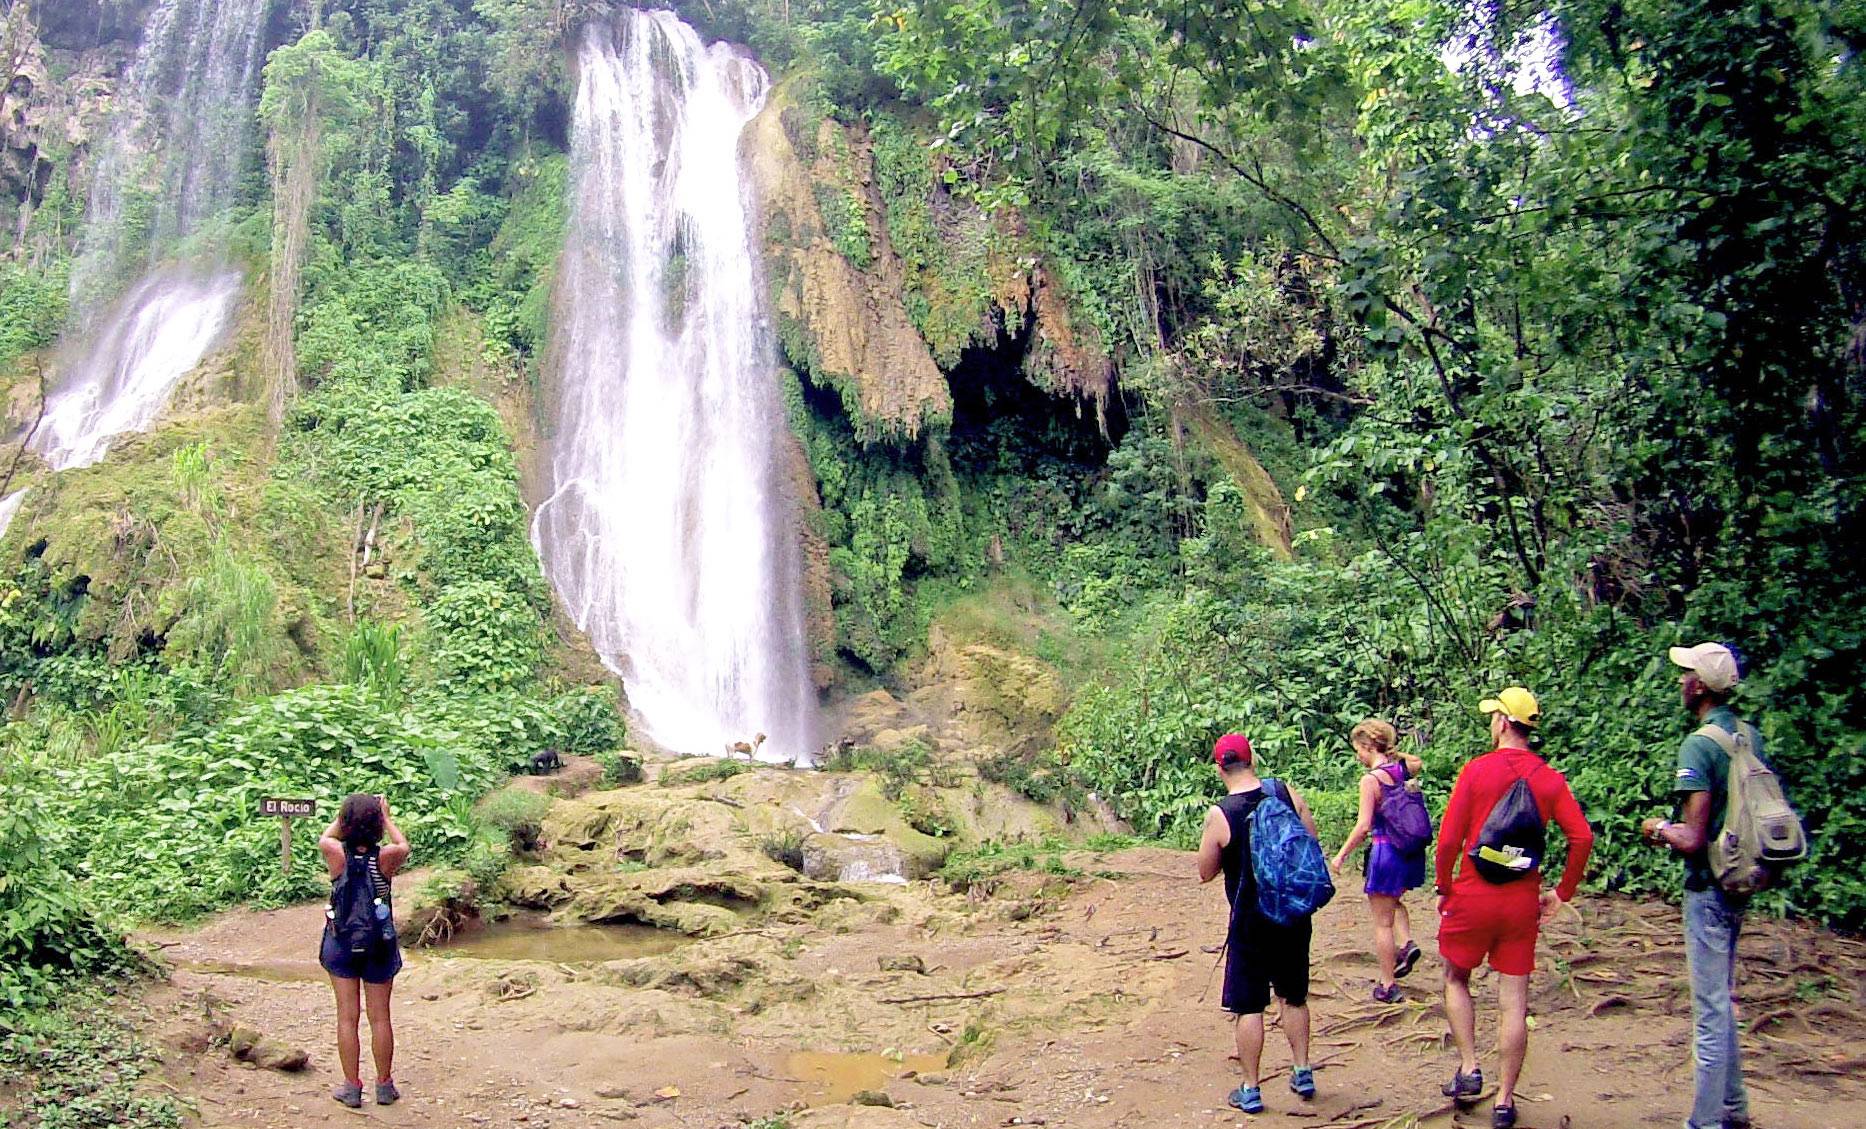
[0,489,29,539]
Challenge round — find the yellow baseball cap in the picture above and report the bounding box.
[1480,686,1541,728]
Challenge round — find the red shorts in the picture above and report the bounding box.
[1437,892,1539,976]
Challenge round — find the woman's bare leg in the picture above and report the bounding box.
[1369,894,1400,985]
[363,979,396,1083]
[329,976,362,1084]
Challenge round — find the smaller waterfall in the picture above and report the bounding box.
[35,270,240,470]
[38,0,266,475]
[72,0,271,303]
[0,489,29,539]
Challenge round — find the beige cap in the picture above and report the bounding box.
[1668,642,1739,692]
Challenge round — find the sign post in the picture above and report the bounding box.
[261,798,316,875]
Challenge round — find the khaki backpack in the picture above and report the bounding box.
[1696,721,1808,895]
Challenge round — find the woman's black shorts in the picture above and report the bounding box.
[319,928,403,984]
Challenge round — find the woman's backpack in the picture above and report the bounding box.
[1697,722,1807,895]
[1374,761,1434,856]
[1250,779,1336,925]
[327,849,393,955]
[1468,768,1546,884]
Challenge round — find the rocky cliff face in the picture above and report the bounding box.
[746,84,951,439]
[0,2,142,259]
[747,83,1116,444]
[745,84,1124,725]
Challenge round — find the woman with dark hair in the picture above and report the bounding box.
[318,793,410,1108]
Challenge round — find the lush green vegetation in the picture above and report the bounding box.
[0,985,182,1128]
[738,0,1866,924]
[0,0,622,1017]
[3,0,1864,1046]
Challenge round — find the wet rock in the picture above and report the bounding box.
[505,865,574,909]
[226,1026,309,1072]
[850,1090,894,1107]
[840,690,912,745]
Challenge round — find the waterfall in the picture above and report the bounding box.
[40,0,268,472]
[533,10,815,763]
[0,489,28,539]
[34,271,242,470]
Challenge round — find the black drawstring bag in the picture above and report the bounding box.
[1468,772,1545,883]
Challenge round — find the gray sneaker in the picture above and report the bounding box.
[332,1081,363,1108]
[376,1079,401,1106]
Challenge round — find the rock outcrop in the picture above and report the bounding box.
[747,84,950,439]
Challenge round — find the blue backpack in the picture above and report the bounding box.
[1251,779,1336,925]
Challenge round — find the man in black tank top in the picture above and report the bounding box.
[1196,733,1321,1114]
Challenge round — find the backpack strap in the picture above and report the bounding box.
[1372,760,1406,788]
[1694,722,1737,757]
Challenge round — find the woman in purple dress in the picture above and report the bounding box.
[1331,719,1427,1002]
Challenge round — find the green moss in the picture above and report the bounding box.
[476,152,570,368]
[0,260,70,380]
[812,181,873,270]
[835,778,952,874]
[868,112,998,365]
[10,404,340,686]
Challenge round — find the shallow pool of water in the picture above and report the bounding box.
[786,1050,949,1105]
[429,915,692,963]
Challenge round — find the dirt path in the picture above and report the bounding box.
[133,842,1866,1129]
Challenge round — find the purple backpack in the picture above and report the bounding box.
[1374,761,1434,855]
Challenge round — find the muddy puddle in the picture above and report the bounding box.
[170,959,324,983]
[428,914,693,963]
[786,1050,950,1105]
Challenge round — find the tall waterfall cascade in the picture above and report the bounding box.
[533,10,815,762]
[36,0,267,472]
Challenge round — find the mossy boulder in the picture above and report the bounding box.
[541,792,728,868]
[832,779,952,878]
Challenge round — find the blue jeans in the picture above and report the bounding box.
[1684,887,1748,1129]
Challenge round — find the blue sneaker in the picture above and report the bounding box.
[1289,1065,1316,1099]
[1227,1085,1264,1114]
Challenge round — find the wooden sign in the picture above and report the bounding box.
[260,798,315,874]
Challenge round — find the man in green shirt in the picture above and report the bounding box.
[1641,642,1751,1129]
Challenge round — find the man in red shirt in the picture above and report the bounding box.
[1433,687,1594,1129]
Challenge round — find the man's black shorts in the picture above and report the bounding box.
[1221,914,1312,1015]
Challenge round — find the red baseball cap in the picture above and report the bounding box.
[1213,733,1253,767]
